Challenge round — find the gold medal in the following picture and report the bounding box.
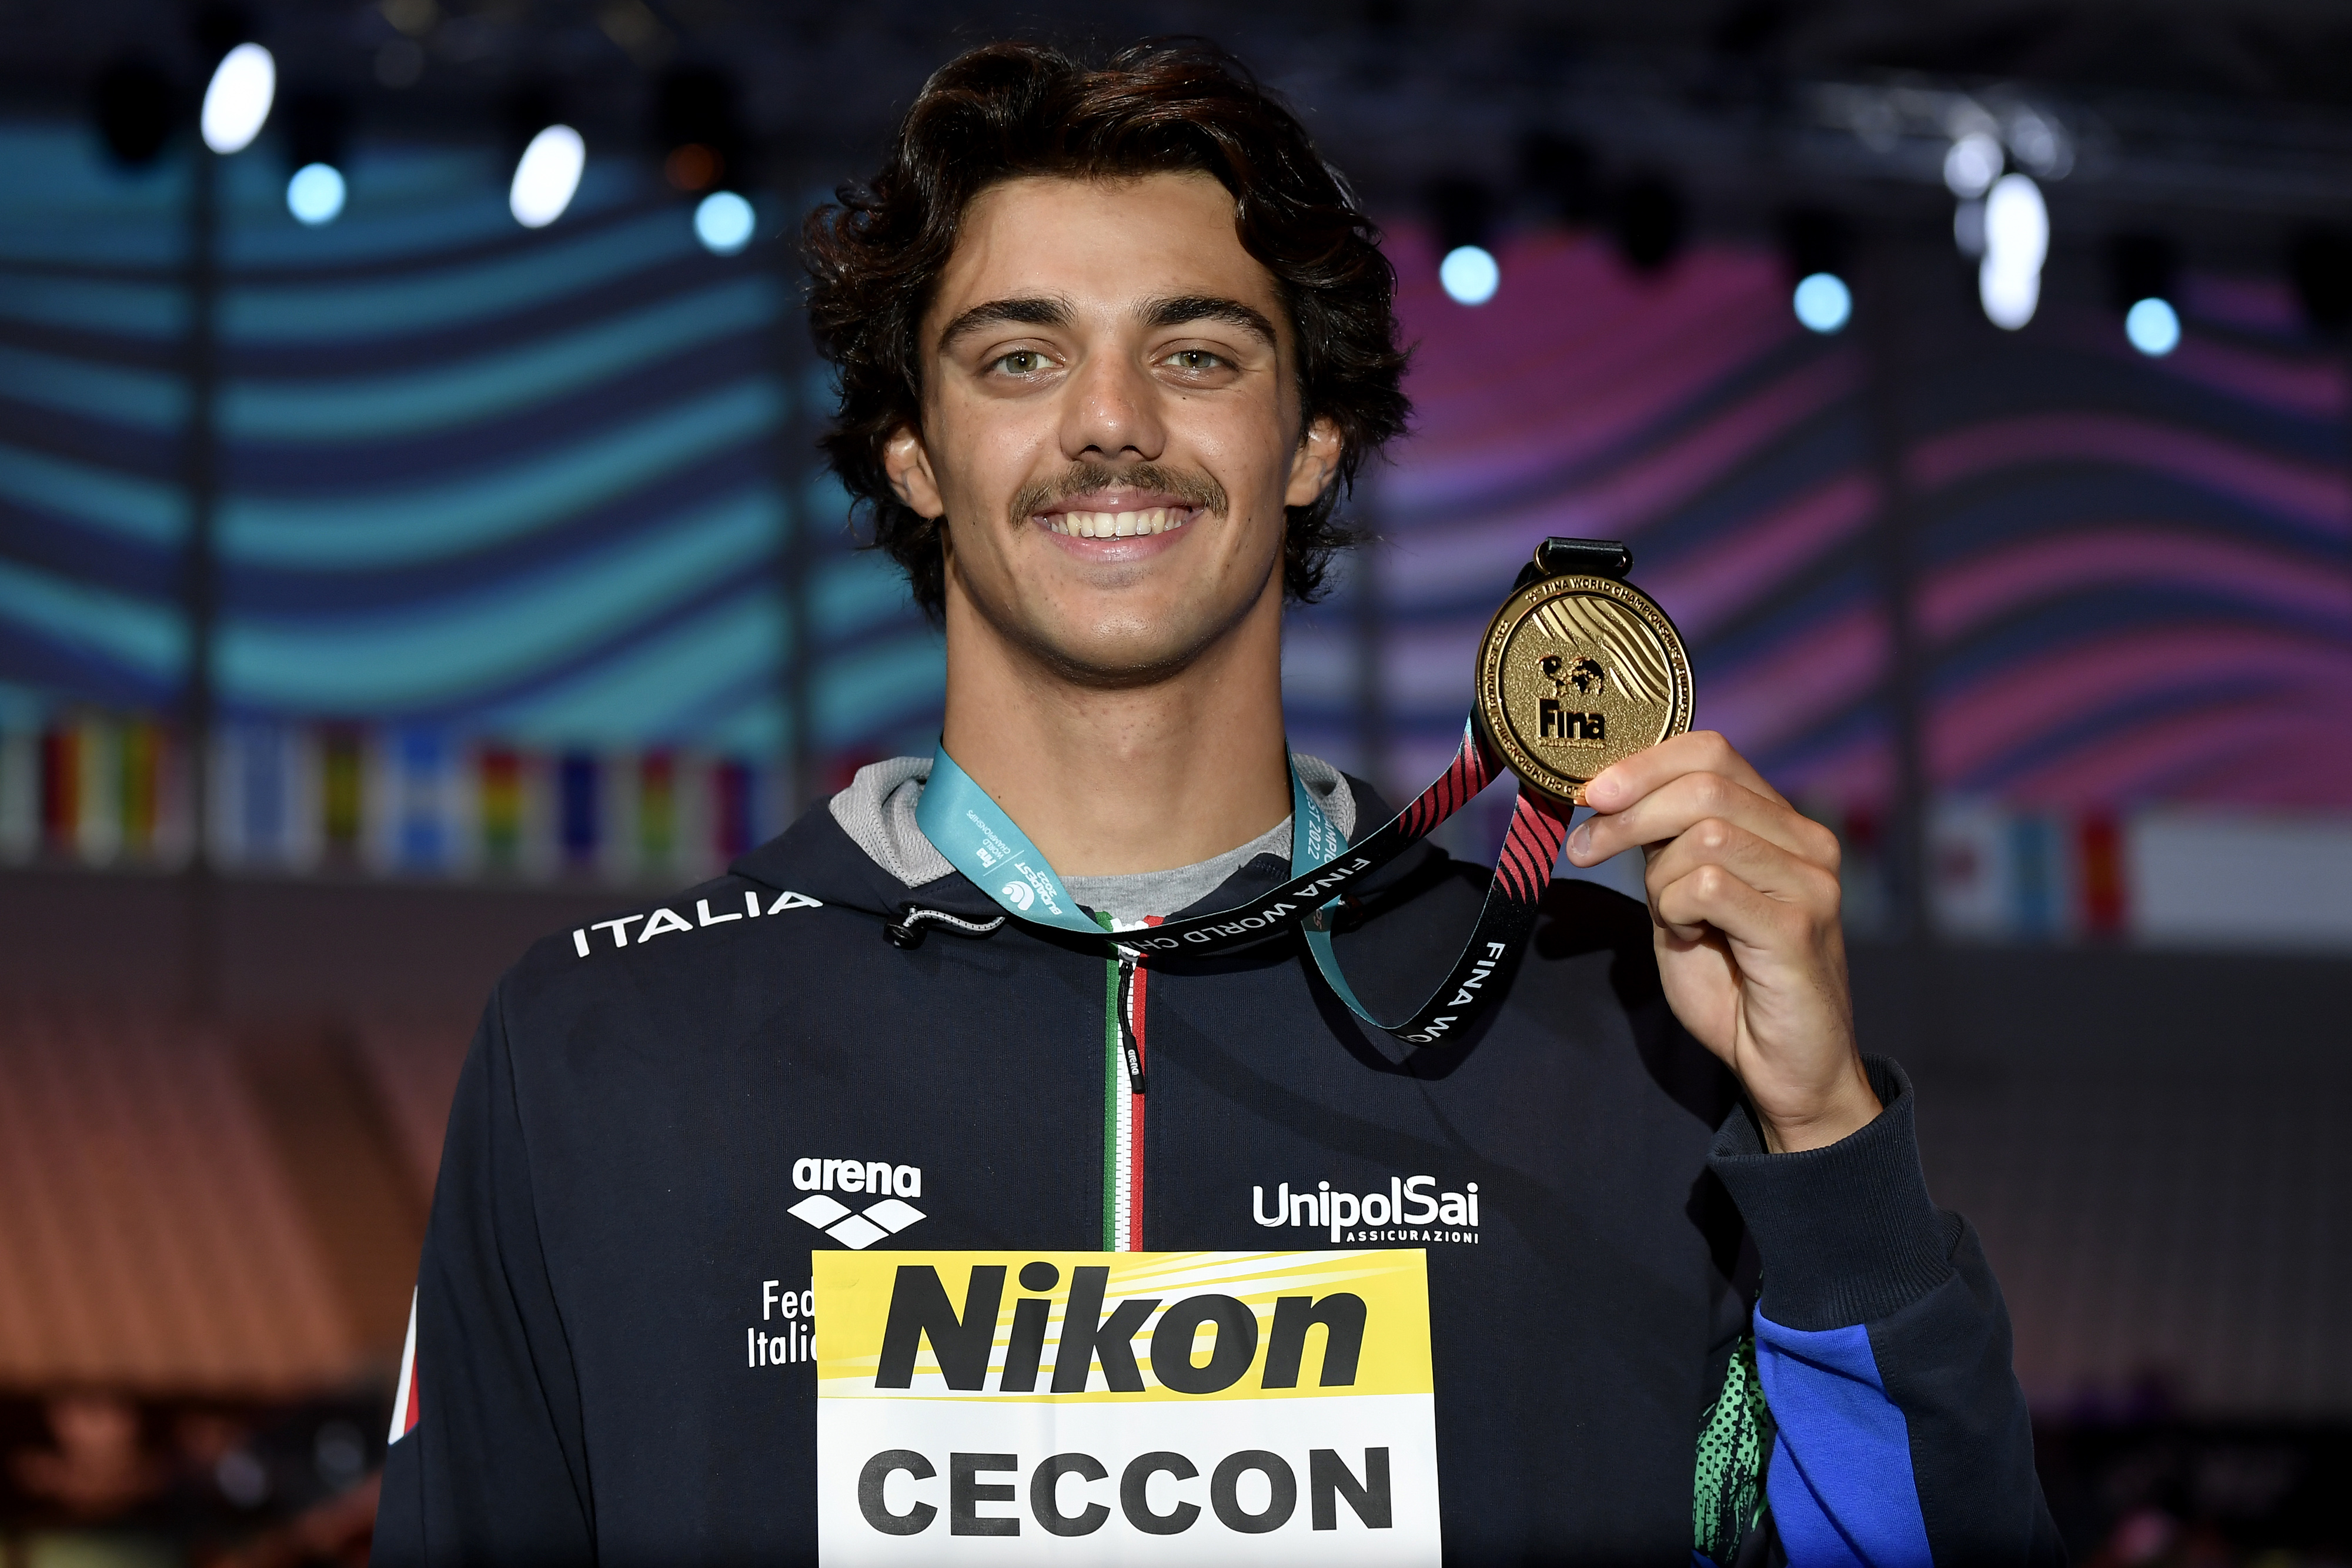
[1474,549,1695,806]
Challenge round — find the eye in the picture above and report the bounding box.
[991,349,1049,376]
[1164,349,1227,372]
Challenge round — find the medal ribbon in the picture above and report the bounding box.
[916,721,1573,1045]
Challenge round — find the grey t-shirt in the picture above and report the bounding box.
[827,753,1358,926]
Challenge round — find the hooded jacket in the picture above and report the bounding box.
[375,760,2060,1566]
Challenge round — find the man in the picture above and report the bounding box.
[376,39,2057,1566]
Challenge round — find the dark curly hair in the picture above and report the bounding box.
[803,39,1411,621]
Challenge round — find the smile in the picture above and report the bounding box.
[1038,506,1192,539]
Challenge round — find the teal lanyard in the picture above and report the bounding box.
[916,744,1348,942]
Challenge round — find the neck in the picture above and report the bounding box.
[937,588,1292,877]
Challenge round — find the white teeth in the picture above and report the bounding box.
[1045,507,1188,537]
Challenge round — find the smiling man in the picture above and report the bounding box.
[375,41,2058,1567]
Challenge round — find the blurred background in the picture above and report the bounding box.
[2,0,2349,1562]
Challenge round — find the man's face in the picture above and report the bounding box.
[886,171,1341,683]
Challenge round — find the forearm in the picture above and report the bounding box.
[1709,1058,2060,1566]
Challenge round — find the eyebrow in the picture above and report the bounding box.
[933,293,1281,355]
[1139,295,1278,346]
[936,296,1073,352]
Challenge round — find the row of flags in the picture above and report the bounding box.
[9,709,2341,950]
[0,712,786,885]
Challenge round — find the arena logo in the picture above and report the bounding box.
[1252,1175,1481,1245]
[790,1157,926,1250]
[570,888,822,955]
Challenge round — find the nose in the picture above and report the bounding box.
[1059,346,1166,466]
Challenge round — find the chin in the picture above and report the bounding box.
[1024,617,1217,688]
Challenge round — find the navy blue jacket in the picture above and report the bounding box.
[375,778,2060,1565]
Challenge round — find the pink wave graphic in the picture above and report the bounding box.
[1906,413,2350,536]
[1919,527,2352,646]
[2042,306,2345,421]
[1699,604,1890,757]
[1769,731,1895,810]
[1399,350,1863,547]
[1645,472,1881,639]
[1998,694,2352,809]
[1929,625,2352,785]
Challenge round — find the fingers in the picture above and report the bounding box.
[1650,857,1823,952]
[1641,815,1841,914]
[1568,764,1839,870]
[1582,731,1785,815]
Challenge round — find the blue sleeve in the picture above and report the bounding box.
[1752,1315,1931,1565]
[1709,1058,2063,1567]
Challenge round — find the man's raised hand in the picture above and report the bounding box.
[1563,730,1879,1152]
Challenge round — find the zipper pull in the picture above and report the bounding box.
[1115,948,1145,1095]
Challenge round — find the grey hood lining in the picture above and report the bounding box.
[827,752,1360,897]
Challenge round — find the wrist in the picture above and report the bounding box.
[1757,1059,1882,1153]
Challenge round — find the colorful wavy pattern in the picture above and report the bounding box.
[1317,228,2351,815]
[0,126,943,770]
[4,132,2345,823]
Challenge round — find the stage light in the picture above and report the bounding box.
[1979,173,2047,330]
[91,56,176,166]
[1943,132,2002,199]
[286,163,345,225]
[2109,234,2179,357]
[694,190,754,255]
[1440,245,1501,306]
[1426,178,1499,305]
[201,41,274,153]
[1782,210,1851,334]
[2124,298,2180,357]
[510,124,584,228]
[280,92,348,226]
[1793,273,1851,334]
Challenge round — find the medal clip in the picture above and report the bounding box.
[1514,536,1632,590]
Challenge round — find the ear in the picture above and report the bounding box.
[1283,414,1345,509]
[883,423,946,519]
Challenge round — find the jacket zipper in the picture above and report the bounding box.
[1098,917,1155,1252]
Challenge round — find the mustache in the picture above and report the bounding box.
[1008,462,1228,521]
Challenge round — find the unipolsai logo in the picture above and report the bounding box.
[1252,1174,1481,1244]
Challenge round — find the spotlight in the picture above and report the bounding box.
[2288,228,2352,335]
[90,55,176,166]
[1782,210,1851,334]
[200,42,275,154]
[693,190,754,255]
[1793,275,1852,334]
[1426,178,1499,305]
[653,66,744,193]
[1441,246,1501,306]
[286,164,345,224]
[1613,175,1686,275]
[2109,234,2180,357]
[510,123,584,229]
[1979,173,2046,330]
[281,92,348,225]
[2124,299,2180,357]
[1942,133,2002,199]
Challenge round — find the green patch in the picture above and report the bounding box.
[1694,1333,1771,1563]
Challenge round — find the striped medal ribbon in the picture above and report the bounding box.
[916,537,1693,1045]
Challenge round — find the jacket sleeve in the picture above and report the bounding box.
[1708,1057,2064,1567]
[373,988,597,1567]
